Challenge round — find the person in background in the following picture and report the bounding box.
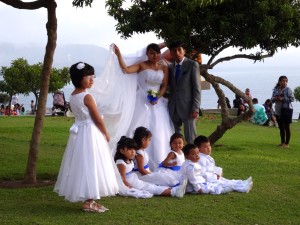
[14,103,21,115]
[271,75,294,148]
[0,104,5,115]
[251,98,269,126]
[263,99,277,127]
[244,88,253,105]
[217,97,231,109]
[20,105,25,116]
[30,100,36,115]
[233,94,247,115]
[11,93,18,105]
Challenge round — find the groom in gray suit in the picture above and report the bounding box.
[168,41,201,143]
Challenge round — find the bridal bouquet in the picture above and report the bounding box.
[147,90,160,102]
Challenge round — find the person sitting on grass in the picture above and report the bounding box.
[132,126,180,187]
[115,136,187,198]
[181,143,234,194]
[194,135,253,193]
[251,98,269,126]
[263,99,277,127]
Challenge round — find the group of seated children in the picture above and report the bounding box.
[114,126,253,198]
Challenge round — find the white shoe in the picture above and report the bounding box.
[246,181,253,193]
[246,176,252,183]
[175,179,187,198]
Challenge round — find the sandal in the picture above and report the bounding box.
[98,204,109,211]
[83,200,105,213]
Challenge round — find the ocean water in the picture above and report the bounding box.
[16,67,300,119]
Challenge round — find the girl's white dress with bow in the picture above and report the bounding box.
[54,92,119,202]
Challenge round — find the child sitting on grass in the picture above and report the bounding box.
[181,144,230,194]
[115,136,187,198]
[194,135,253,193]
[155,133,186,185]
[132,127,179,186]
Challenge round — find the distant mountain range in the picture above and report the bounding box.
[0,43,109,74]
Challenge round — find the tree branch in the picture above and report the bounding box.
[207,43,231,66]
[0,0,48,10]
[210,52,273,68]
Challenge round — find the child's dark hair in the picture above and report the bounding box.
[168,40,185,50]
[114,136,137,162]
[146,43,161,54]
[69,62,95,88]
[194,135,210,147]
[133,126,152,149]
[169,133,185,146]
[182,143,198,157]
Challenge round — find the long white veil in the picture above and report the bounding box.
[90,45,152,197]
[90,45,147,152]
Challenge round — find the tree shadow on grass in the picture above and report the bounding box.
[0,179,55,188]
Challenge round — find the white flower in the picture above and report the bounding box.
[147,89,159,97]
[76,62,85,70]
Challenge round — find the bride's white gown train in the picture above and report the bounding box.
[90,46,174,171]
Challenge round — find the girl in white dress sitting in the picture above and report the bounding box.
[114,136,186,198]
[54,62,119,213]
[155,133,186,185]
[194,135,253,193]
[132,126,179,186]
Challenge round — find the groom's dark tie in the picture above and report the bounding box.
[175,64,181,81]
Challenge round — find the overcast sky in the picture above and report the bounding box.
[0,0,299,67]
[0,0,161,53]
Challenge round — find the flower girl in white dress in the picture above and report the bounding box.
[54,62,119,213]
[132,127,179,186]
[155,133,186,185]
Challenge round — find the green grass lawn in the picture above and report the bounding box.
[0,115,299,225]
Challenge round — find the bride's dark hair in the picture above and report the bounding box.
[146,43,161,54]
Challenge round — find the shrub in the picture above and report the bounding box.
[294,86,300,102]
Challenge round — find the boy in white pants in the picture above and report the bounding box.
[194,135,253,193]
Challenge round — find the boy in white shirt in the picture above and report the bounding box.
[194,135,253,193]
[181,144,229,194]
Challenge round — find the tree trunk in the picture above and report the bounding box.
[200,67,254,145]
[24,0,57,184]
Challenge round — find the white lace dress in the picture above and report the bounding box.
[54,92,119,202]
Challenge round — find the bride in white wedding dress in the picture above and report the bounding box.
[90,43,174,171]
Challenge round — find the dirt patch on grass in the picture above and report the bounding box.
[0,180,55,188]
